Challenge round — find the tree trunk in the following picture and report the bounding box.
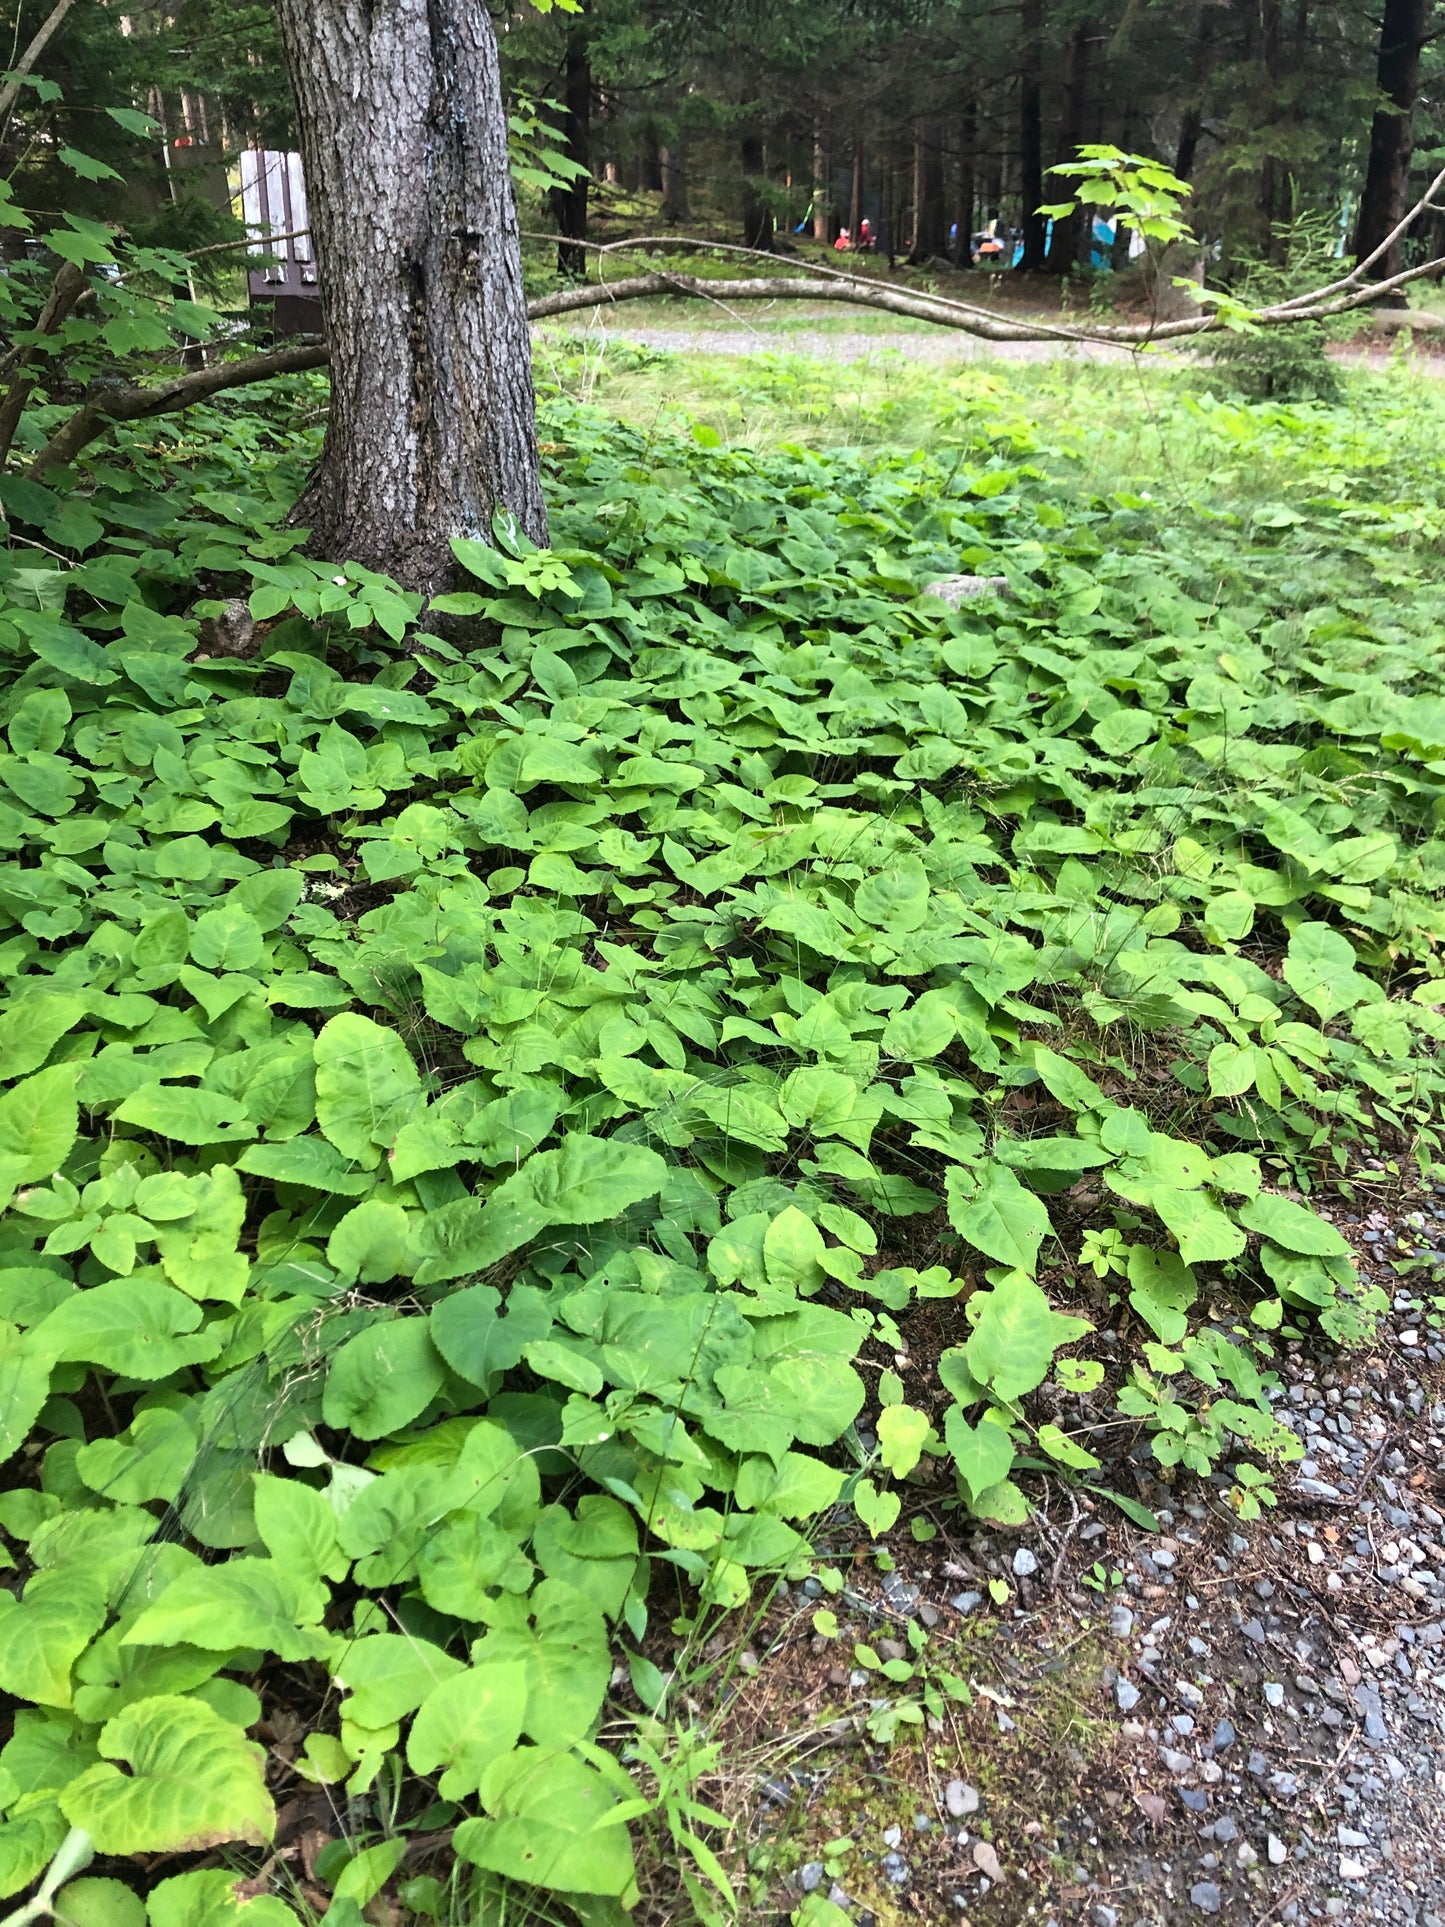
[1018,0,1047,270]
[849,140,863,238]
[550,12,591,277]
[275,0,547,591]
[908,121,946,262]
[952,97,976,263]
[1175,1,1215,182]
[1045,18,1091,272]
[1259,0,1291,258]
[660,138,690,222]
[639,132,663,194]
[1355,0,1429,290]
[812,132,830,241]
[740,133,773,251]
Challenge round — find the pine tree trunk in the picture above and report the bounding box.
[953,97,976,263]
[1018,0,1047,270]
[660,138,690,222]
[550,12,592,277]
[812,133,830,241]
[1355,0,1429,290]
[849,141,863,238]
[908,121,946,262]
[274,0,547,592]
[1045,18,1091,272]
[740,133,774,250]
[640,133,663,194]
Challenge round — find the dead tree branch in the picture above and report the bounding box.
[27,185,1445,479]
[0,0,78,130]
[28,339,328,476]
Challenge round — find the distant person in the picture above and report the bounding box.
[858,217,874,252]
[834,227,851,251]
[972,213,1005,267]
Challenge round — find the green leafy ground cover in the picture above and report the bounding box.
[0,352,1443,1922]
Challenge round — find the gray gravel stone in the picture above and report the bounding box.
[923,574,1011,605]
[1013,1546,1039,1577]
[1116,1678,1141,1712]
[944,1780,979,1817]
[1190,1881,1222,1914]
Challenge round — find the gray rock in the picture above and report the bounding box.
[1212,1719,1236,1752]
[950,1590,982,1615]
[1110,1604,1135,1638]
[800,1863,824,1892]
[1353,1683,1389,1741]
[944,1780,980,1818]
[1013,1546,1039,1578]
[1190,1881,1222,1914]
[1268,1834,1288,1866]
[1116,1678,1141,1712]
[881,1852,909,1885]
[923,574,1010,606]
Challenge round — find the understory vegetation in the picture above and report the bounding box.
[1,348,1444,1923]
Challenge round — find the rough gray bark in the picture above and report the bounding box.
[274,0,547,592]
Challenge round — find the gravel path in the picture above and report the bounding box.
[539,321,1427,375]
[712,1183,1445,1926]
[540,323,1133,365]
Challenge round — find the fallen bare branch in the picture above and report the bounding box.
[29,339,328,476]
[29,216,1445,481]
[1270,161,1445,312]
